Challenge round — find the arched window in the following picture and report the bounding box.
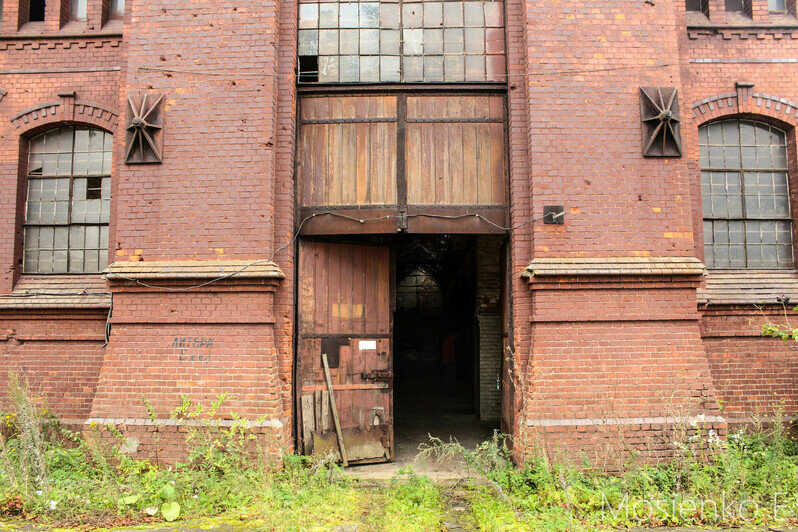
[23,126,112,273]
[700,119,793,269]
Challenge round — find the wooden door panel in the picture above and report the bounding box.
[298,241,393,464]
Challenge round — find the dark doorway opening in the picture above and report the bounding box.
[294,232,506,473]
[392,234,502,463]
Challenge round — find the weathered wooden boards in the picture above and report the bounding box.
[298,241,394,464]
[298,94,506,209]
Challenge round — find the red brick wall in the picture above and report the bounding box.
[1,0,798,463]
[0,310,107,419]
[701,309,798,422]
[678,1,798,426]
[0,1,124,422]
[87,0,298,454]
[504,0,724,461]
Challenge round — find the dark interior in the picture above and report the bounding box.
[392,235,494,459]
[28,0,46,22]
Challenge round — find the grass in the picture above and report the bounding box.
[1,372,797,530]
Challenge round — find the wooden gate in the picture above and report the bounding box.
[297,240,393,464]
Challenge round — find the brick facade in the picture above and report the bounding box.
[1,0,797,463]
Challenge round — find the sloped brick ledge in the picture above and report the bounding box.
[698,270,798,305]
[105,260,285,281]
[522,257,706,278]
[0,275,110,309]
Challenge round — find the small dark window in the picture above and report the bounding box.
[299,56,319,83]
[29,0,46,22]
[725,0,752,13]
[686,0,709,14]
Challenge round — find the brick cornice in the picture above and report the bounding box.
[686,26,798,40]
[9,92,119,133]
[0,36,123,51]
[691,84,798,127]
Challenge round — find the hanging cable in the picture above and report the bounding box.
[106,209,562,292]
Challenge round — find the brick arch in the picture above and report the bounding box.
[9,92,119,135]
[691,84,798,129]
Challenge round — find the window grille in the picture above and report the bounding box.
[297,0,506,83]
[23,127,112,273]
[700,119,793,269]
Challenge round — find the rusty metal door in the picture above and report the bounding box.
[297,240,393,464]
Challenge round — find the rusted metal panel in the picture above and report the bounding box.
[298,241,393,464]
[405,206,507,234]
[298,207,401,235]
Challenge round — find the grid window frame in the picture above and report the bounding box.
[297,0,506,84]
[23,126,113,274]
[700,119,794,270]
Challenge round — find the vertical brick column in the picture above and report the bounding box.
[507,0,723,462]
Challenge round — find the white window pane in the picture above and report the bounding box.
[110,0,125,18]
[299,4,319,28]
[70,0,87,20]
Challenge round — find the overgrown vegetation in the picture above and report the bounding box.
[422,420,798,530]
[1,370,796,530]
[0,371,449,530]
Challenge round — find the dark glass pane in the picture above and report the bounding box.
[725,0,745,11]
[29,0,45,22]
[686,0,705,11]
